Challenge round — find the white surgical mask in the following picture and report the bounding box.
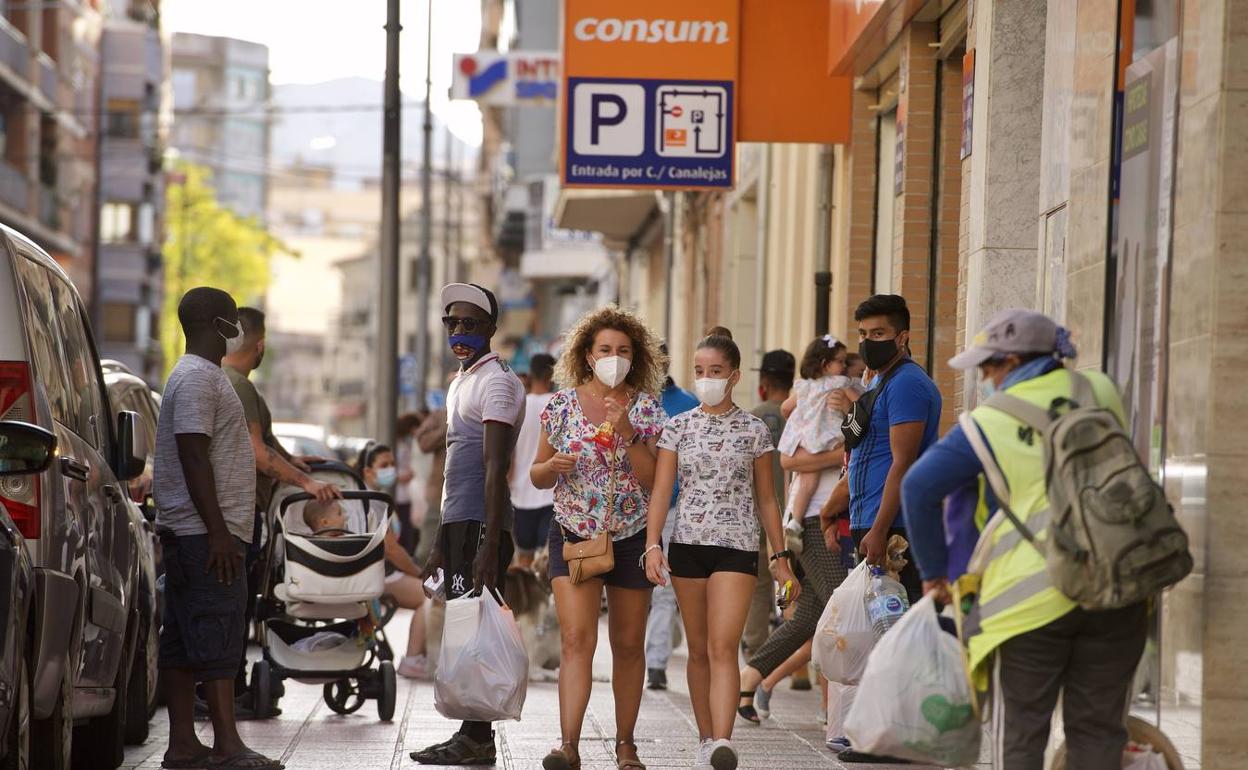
[592,355,631,389]
[694,377,731,407]
[217,318,245,356]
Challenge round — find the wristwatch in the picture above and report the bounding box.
[769,549,794,563]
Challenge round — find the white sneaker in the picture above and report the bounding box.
[692,737,713,770]
[397,654,428,679]
[709,739,738,770]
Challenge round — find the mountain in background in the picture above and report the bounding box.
[271,77,475,183]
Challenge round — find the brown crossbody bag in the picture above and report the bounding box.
[561,427,620,585]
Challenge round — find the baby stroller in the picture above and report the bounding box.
[253,461,399,720]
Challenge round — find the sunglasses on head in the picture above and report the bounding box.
[442,316,486,333]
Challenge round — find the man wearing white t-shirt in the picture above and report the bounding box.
[412,283,525,767]
[509,353,556,571]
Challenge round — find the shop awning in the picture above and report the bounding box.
[520,245,612,281]
[553,189,660,248]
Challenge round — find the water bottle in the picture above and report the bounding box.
[864,566,909,637]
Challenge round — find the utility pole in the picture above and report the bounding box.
[377,0,401,447]
[414,0,435,405]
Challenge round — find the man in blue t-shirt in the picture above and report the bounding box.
[829,295,941,603]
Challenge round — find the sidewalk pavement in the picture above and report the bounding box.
[124,608,987,770]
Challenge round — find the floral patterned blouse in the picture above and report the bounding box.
[540,388,666,541]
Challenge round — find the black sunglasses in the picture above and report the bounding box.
[442,315,486,333]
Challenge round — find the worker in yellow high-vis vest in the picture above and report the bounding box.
[900,309,1146,770]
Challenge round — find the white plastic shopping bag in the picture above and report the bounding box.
[844,595,980,766]
[1123,744,1168,770]
[814,561,876,685]
[434,590,529,722]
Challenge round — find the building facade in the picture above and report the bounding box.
[553,0,1242,764]
[96,1,168,383]
[169,32,269,222]
[0,1,101,299]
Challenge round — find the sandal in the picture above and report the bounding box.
[615,739,646,770]
[204,750,285,769]
[161,750,214,769]
[736,690,760,724]
[542,742,581,770]
[410,733,497,766]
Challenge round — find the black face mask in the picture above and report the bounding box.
[859,337,901,371]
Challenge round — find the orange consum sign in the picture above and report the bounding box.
[562,0,740,190]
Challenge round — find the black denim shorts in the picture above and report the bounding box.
[546,525,653,590]
[158,533,248,682]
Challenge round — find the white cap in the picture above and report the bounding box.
[440,283,498,321]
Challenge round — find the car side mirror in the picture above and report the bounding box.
[115,411,146,482]
[0,421,57,475]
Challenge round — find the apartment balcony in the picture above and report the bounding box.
[0,18,28,79]
[36,52,56,100]
[0,162,29,213]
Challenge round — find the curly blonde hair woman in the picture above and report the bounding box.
[530,306,667,770]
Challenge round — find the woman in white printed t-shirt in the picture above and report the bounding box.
[643,334,799,770]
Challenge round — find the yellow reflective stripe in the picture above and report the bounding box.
[978,570,1051,619]
[987,508,1049,562]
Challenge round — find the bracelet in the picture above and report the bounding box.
[638,543,663,568]
[769,549,794,563]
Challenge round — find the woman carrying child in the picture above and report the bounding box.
[643,334,798,770]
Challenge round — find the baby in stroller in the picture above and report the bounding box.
[299,493,430,680]
[304,499,354,535]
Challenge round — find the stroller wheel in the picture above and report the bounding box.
[251,660,276,718]
[324,679,365,715]
[378,661,397,721]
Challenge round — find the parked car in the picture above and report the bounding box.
[0,224,152,769]
[100,360,163,741]
[272,421,335,459]
[0,421,54,770]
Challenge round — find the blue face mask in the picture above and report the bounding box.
[448,334,488,361]
[375,466,398,489]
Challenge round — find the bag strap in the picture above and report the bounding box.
[286,514,392,562]
[984,391,1054,431]
[1069,370,1096,408]
[958,413,1040,550]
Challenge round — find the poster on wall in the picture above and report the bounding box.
[1107,39,1179,474]
[961,50,975,160]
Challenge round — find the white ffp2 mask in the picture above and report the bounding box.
[593,355,631,388]
[694,377,731,407]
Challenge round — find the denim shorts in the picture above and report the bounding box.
[513,505,554,553]
[547,525,652,590]
[158,533,248,682]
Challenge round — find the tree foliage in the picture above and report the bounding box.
[160,162,288,380]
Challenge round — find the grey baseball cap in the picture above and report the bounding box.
[948,309,1059,369]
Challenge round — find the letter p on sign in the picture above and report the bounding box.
[573,83,644,156]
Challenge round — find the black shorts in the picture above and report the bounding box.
[668,542,760,579]
[158,533,248,682]
[546,525,653,590]
[440,520,515,600]
[513,505,554,553]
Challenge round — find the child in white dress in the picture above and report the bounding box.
[778,337,856,525]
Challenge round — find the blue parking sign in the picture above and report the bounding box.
[564,77,734,189]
